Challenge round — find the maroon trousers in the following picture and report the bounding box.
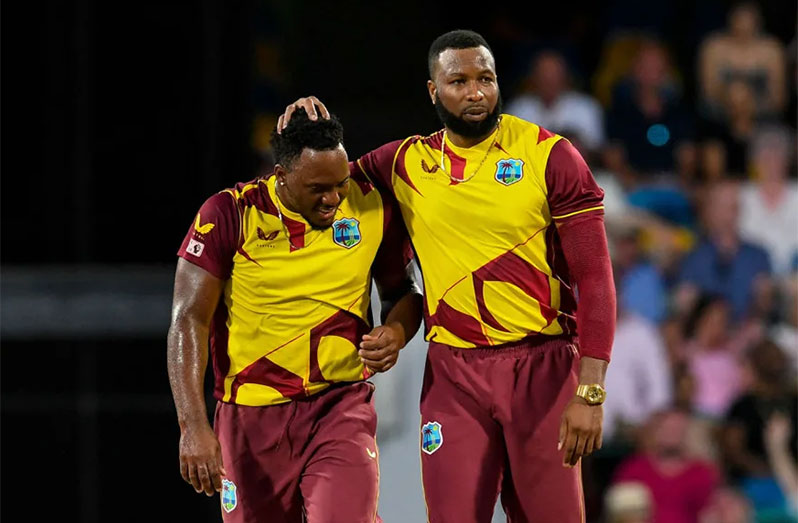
[419,337,585,523]
[214,382,381,523]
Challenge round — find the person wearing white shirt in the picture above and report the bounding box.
[506,51,605,153]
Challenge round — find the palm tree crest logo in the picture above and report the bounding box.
[495,158,524,185]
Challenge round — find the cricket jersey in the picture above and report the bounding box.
[177,173,408,406]
[354,114,604,348]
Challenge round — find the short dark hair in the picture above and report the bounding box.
[270,107,344,170]
[428,29,493,78]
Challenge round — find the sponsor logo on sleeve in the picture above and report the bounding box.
[186,238,205,257]
[194,213,216,234]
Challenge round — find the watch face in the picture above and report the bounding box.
[586,386,605,404]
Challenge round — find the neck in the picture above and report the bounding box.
[275,182,300,214]
[446,125,498,148]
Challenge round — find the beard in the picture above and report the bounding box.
[434,91,503,139]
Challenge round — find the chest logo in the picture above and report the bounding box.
[257,227,279,242]
[332,218,361,249]
[495,158,524,186]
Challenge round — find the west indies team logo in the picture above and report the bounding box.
[332,218,361,249]
[421,421,443,455]
[495,158,524,186]
[221,479,238,513]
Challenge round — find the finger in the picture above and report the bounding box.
[359,346,396,362]
[360,338,391,351]
[596,432,603,451]
[210,461,224,493]
[563,430,577,466]
[362,354,398,373]
[302,99,318,120]
[570,433,587,467]
[309,97,330,119]
[558,418,567,451]
[277,114,284,134]
[188,463,202,493]
[583,433,596,458]
[198,464,215,496]
[180,459,190,484]
[282,104,297,129]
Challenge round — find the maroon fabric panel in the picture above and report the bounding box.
[353,140,404,195]
[545,140,604,219]
[230,357,306,403]
[557,213,615,362]
[210,298,232,401]
[419,338,583,522]
[307,310,370,384]
[371,185,414,296]
[472,250,558,333]
[177,191,239,280]
[545,223,578,336]
[428,299,490,346]
[214,382,380,523]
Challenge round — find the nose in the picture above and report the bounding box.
[321,190,341,207]
[466,80,484,101]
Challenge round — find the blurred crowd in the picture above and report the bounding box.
[501,3,797,522]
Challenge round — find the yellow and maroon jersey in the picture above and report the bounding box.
[354,114,604,348]
[177,172,409,406]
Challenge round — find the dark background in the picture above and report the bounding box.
[2,1,796,522]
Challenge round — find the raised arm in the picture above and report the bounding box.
[167,259,226,496]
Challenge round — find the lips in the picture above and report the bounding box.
[462,107,488,120]
[316,207,337,220]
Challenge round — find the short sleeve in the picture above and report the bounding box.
[177,191,239,279]
[546,139,605,221]
[352,140,404,195]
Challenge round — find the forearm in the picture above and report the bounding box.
[578,356,608,386]
[167,318,211,430]
[382,290,423,346]
[558,214,616,362]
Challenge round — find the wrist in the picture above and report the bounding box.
[386,321,406,346]
[178,414,211,432]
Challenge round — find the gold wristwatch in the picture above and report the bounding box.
[575,384,606,405]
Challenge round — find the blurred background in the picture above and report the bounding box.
[2,1,797,521]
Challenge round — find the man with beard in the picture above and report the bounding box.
[167,108,421,522]
[279,30,616,523]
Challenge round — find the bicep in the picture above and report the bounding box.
[171,258,226,327]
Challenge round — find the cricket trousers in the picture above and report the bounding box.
[419,336,585,523]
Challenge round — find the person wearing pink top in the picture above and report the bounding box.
[613,409,720,523]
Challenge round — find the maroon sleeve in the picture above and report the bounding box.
[546,139,604,220]
[351,140,404,195]
[177,191,239,280]
[558,212,615,362]
[371,188,414,300]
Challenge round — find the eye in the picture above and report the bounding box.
[450,78,465,85]
[337,178,350,188]
[481,76,494,83]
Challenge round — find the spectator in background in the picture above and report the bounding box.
[612,226,667,324]
[739,125,798,277]
[722,340,798,519]
[604,482,654,523]
[764,414,798,515]
[605,39,695,178]
[698,80,758,179]
[698,1,786,121]
[506,50,605,158]
[771,267,798,369]
[676,180,772,322]
[698,487,754,523]
[603,277,671,443]
[683,295,743,420]
[613,408,720,523]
